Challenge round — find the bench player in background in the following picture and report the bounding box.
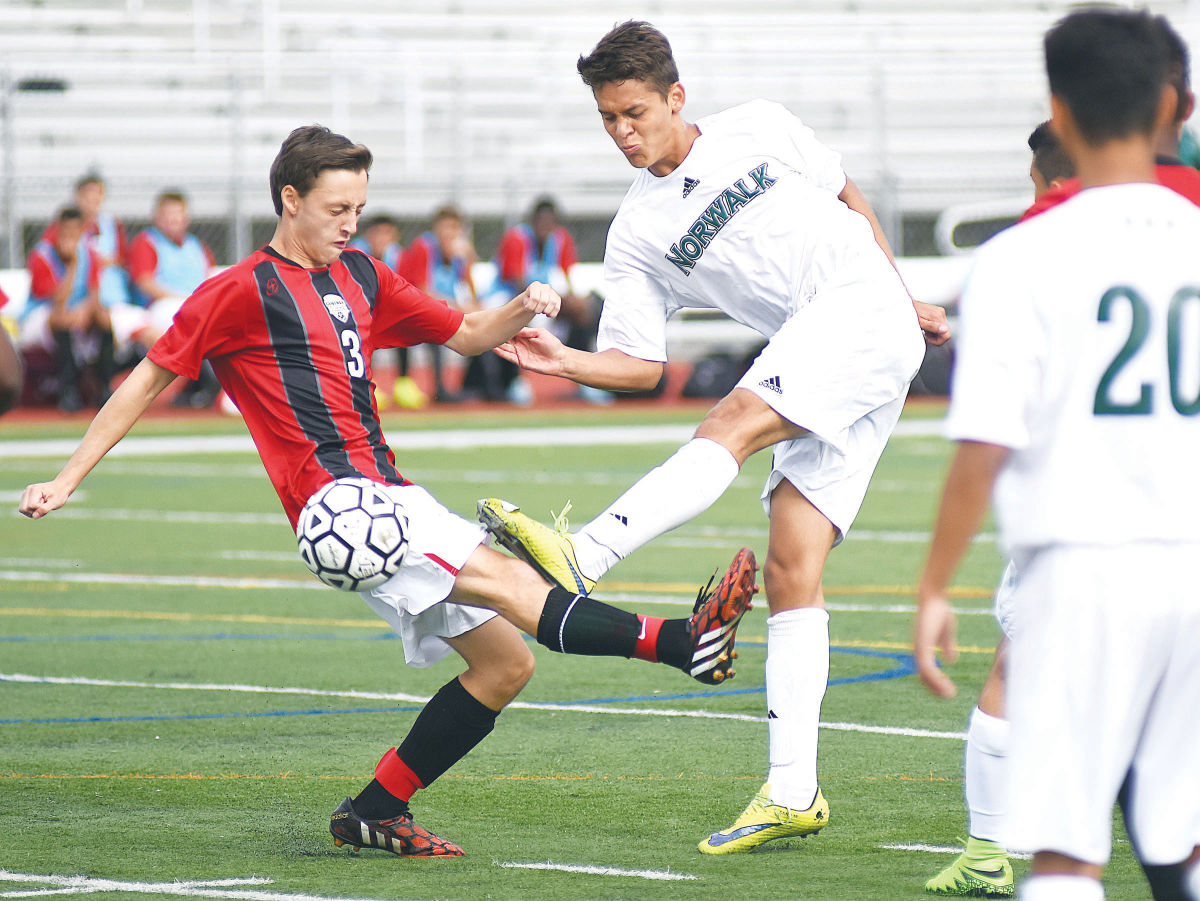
[916,9,1200,900]
[19,124,758,858]
[479,20,948,854]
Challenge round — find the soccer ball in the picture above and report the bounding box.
[296,477,408,591]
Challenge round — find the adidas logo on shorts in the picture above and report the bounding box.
[758,375,782,395]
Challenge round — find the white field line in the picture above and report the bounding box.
[0,872,411,901]
[0,419,945,461]
[877,843,1032,859]
[0,490,85,504]
[496,861,697,881]
[0,673,967,741]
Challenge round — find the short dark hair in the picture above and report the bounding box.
[1154,14,1192,124]
[577,21,680,98]
[269,125,372,216]
[1028,120,1075,184]
[57,206,83,224]
[74,172,104,192]
[531,196,559,219]
[1044,8,1169,146]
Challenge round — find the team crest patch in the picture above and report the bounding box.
[322,293,350,323]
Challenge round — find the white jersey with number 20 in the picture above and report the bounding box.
[946,183,1200,554]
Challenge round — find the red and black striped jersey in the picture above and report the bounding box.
[148,246,464,528]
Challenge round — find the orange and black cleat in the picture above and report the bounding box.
[686,547,758,684]
[330,797,464,857]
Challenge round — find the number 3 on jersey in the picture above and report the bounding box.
[340,328,366,379]
[1094,285,1200,416]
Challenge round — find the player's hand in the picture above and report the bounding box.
[913,590,959,699]
[494,327,567,375]
[19,480,71,519]
[517,282,561,318]
[914,300,951,346]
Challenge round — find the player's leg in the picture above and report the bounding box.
[699,479,834,854]
[451,540,756,684]
[927,639,1014,896]
[332,615,532,857]
[479,388,799,594]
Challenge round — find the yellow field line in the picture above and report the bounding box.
[0,607,383,629]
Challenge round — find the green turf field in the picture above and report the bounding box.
[0,404,1151,900]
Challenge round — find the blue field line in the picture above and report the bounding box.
[0,647,914,726]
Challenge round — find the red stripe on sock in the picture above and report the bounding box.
[374,747,423,802]
[633,615,665,662]
[426,553,460,576]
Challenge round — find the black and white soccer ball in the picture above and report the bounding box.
[296,477,408,591]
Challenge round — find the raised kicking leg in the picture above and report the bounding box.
[478,388,800,594]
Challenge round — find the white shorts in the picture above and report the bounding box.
[1005,542,1200,866]
[348,483,495,668]
[742,274,925,542]
[993,560,1018,640]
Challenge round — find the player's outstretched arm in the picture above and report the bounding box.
[19,358,178,519]
[444,281,560,356]
[839,178,951,346]
[495,329,663,392]
[914,440,1010,699]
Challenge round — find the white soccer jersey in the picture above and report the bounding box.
[946,183,1200,554]
[597,99,904,362]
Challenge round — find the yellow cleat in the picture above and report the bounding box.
[925,840,1014,896]
[699,784,829,854]
[392,375,428,410]
[477,498,597,595]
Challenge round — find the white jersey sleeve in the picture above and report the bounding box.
[944,235,1044,450]
[596,217,673,362]
[737,99,847,195]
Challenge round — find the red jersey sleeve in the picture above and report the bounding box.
[556,227,578,272]
[127,233,158,281]
[147,266,254,380]
[0,284,9,310]
[370,259,464,349]
[496,229,527,284]
[27,252,58,298]
[114,220,128,263]
[1019,178,1081,222]
[397,241,432,291]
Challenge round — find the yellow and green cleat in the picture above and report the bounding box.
[699,783,829,854]
[925,839,1014,896]
[477,498,597,595]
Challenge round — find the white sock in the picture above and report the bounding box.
[964,707,1010,843]
[573,438,740,578]
[1020,874,1103,901]
[1186,858,1200,901]
[764,607,829,810]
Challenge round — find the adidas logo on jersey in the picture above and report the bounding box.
[610,512,629,526]
[682,177,701,198]
[758,375,782,395]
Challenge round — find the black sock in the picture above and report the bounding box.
[352,678,499,820]
[352,778,407,820]
[654,619,690,670]
[536,586,640,657]
[398,677,499,787]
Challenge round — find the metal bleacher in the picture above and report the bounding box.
[3,0,1199,254]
